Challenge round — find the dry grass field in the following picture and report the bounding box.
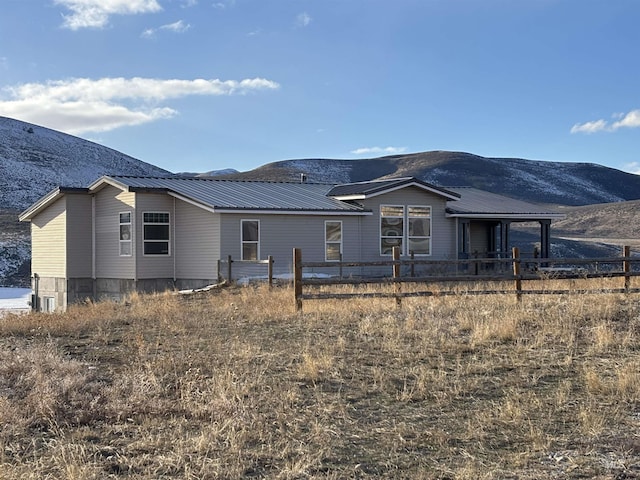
[1,283,639,479]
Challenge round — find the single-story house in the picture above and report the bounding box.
[19,175,564,311]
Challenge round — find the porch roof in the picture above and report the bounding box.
[327,177,460,200]
[445,187,565,220]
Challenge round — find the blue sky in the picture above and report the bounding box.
[1,0,639,174]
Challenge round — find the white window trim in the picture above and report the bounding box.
[143,211,171,256]
[379,204,432,256]
[241,219,260,261]
[325,220,343,262]
[407,205,432,257]
[119,211,132,257]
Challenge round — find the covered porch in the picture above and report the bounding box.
[445,187,565,260]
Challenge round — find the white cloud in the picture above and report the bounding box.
[0,77,280,134]
[295,12,311,27]
[612,110,640,130]
[351,146,408,156]
[143,19,191,38]
[54,0,162,30]
[571,109,640,134]
[570,119,608,134]
[160,19,191,33]
[141,28,156,38]
[213,0,235,9]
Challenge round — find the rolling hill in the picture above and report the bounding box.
[215,151,640,206]
[0,116,171,211]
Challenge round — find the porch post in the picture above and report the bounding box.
[539,220,551,258]
[459,219,471,258]
[500,221,511,257]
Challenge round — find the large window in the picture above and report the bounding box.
[325,221,342,261]
[241,220,260,260]
[119,212,132,256]
[408,206,431,255]
[380,205,431,255]
[380,205,404,255]
[143,212,170,255]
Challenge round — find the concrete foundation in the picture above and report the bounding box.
[31,276,219,312]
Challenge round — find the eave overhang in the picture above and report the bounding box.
[446,212,566,220]
[19,187,89,222]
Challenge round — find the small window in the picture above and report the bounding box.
[143,212,170,255]
[241,220,259,260]
[119,212,132,256]
[380,205,404,255]
[43,296,55,313]
[325,221,342,261]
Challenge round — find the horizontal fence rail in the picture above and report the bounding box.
[293,246,640,311]
[218,255,275,286]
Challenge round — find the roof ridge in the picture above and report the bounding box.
[109,174,333,185]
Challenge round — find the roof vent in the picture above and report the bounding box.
[300,173,307,183]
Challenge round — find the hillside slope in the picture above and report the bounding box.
[0,116,171,211]
[218,151,640,206]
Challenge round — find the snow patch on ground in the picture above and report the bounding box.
[0,287,31,313]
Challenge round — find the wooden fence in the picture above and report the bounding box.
[293,246,640,311]
[218,255,275,286]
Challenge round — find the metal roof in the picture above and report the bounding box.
[445,187,565,219]
[97,176,368,213]
[327,177,460,200]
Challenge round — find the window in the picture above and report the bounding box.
[380,205,431,255]
[325,221,342,261]
[43,296,55,313]
[380,205,404,255]
[408,206,431,255]
[143,212,170,255]
[241,220,259,260]
[119,212,132,256]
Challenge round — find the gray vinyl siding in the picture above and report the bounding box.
[95,185,136,279]
[219,214,363,274]
[66,194,93,278]
[357,186,457,260]
[31,196,66,277]
[174,199,219,280]
[135,193,175,279]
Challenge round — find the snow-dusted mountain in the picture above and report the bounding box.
[0,116,171,210]
[216,151,640,206]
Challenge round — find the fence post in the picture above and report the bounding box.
[512,247,522,301]
[393,246,402,307]
[623,245,631,293]
[227,255,233,283]
[410,251,415,277]
[339,252,343,279]
[268,255,274,289]
[294,248,303,311]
